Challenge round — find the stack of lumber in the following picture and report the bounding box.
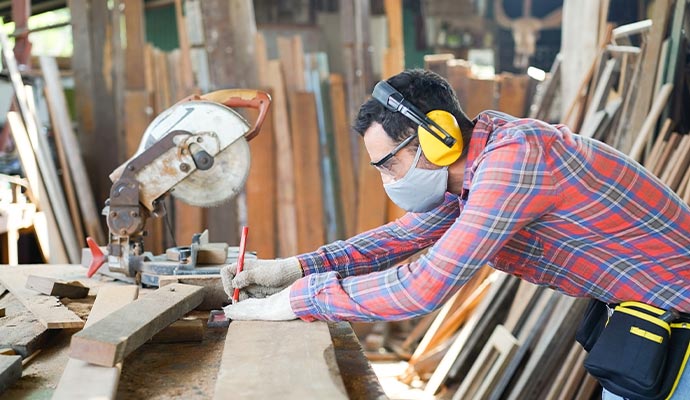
[0,24,104,265]
[424,55,535,119]
[552,0,690,202]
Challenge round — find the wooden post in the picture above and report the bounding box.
[69,0,123,215]
[199,0,258,246]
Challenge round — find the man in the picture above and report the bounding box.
[222,69,690,398]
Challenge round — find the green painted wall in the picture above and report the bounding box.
[144,4,179,51]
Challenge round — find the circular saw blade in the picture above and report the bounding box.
[170,137,251,207]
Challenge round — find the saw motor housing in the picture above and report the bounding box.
[91,90,270,279]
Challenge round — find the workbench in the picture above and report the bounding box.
[0,264,385,399]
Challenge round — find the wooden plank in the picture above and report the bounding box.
[329,74,357,238]
[158,274,226,310]
[497,73,529,117]
[644,118,673,173]
[277,36,306,92]
[174,0,195,93]
[289,92,326,253]
[488,291,560,400]
[381,0,404,79]
[628,83,674,162]
[355,130,388,232]
[246,95,277,259]
[664,134,690,192]
[625,0,671,147]
[506,297,588,400]
[213,320,347,399]
[424,273,508,396]
[579,57,618,137]
[0,355,21,395]
[53,285,139,400]
[424,54,455,78]
[465,76,496,118]
[531,54,562,120]
[0,294,50,358]
[41,56,105,244]
[25,275,89,299]
[653,132,682,177]
[150,318,204,343]
[6,112,67,263]
[557,346,588,400]
[452,325,519,400]
[70,283,204,367]
[266,60,298,257]
[0,266,83,329]
[37,84,85,246]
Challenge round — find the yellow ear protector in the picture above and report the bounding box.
[372,80,463,166]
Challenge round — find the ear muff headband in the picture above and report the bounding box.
[372,80,463,166]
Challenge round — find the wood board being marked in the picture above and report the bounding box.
[70,283,203,367]
[213,320,347,399]
[53,285,139,400]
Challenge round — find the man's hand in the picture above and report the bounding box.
[220,257,303,300]
[223,286,297,321]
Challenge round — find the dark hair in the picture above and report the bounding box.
[353,69,474,154]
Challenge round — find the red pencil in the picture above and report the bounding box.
[233,226,249,303]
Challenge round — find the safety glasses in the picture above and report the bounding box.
[370,133,418,168]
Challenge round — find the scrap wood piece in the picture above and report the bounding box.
[53,285,139,400]
[25,274,89,299]
[0,307,3,318]
[0,294,50,358]
[70,283,204,367]
[0,355,21,395]
[0,349,14,356]
[214,320,347,399]
[0,270,84,329]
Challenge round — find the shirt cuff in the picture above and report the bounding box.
[289,275,320,321]
[296,252,324,276]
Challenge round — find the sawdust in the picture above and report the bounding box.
[60,295,94,320]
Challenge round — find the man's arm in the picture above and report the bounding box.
[297,192,461,277]
[290,133,561,321]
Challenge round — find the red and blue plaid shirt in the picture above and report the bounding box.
[289,111,690,322]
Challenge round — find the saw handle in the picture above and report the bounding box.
[199,89,271,141]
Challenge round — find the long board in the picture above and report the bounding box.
[70,284,203,367]
[213,320,347,399]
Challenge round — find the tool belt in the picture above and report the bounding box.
[576,299,690,400]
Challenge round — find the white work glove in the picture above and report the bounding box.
[220,257,303,301]
[223,285,297,321]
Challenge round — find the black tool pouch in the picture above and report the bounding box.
[582,301,690,400]
[576,298,609,351]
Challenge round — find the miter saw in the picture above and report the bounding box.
[85,89,270,286]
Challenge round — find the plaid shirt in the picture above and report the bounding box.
[289,111,690,322]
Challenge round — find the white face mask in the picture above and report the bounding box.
[384,146,448,213]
